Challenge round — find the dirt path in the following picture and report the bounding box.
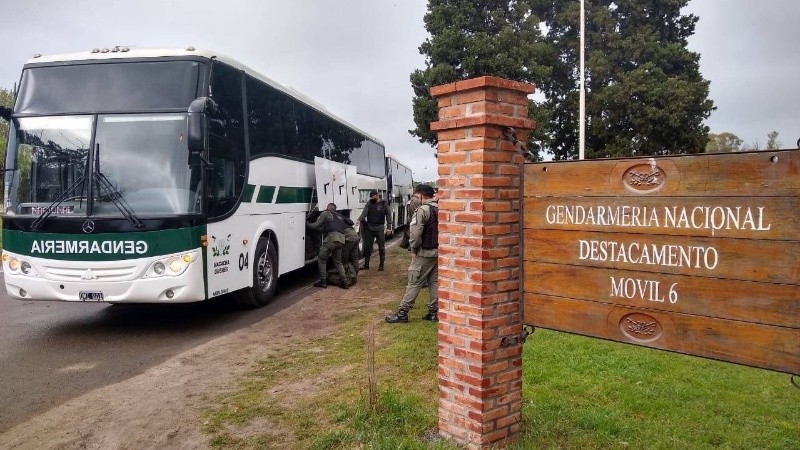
[0,258,402,450]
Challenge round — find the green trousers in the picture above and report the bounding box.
[342,237,360,280]
[318,239,347,283]
[363,223,386,263]
[398,255,438,313]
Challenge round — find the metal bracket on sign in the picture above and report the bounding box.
[500,324,535,348]
[502,127,537,163]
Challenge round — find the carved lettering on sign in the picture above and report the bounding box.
[619,313,663,343]
[623,158,666,193]
[524,150,800,374]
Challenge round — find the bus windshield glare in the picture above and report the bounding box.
[6,114,203,216]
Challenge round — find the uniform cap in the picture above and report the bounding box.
[369,190,379,197]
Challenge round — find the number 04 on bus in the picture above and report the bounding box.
[1,47,391,307]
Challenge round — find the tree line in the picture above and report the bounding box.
[0,88,12,179]
[410,0,717,161]
[705,130,783,153]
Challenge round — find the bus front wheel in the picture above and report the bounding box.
[238,238,277,308]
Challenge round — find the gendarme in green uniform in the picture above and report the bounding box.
[386,183,439,323]
[400,194,422,249]
[342,226,361,283]
[357,191,392,271]
[307,207,350,288]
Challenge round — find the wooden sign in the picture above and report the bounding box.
[522,150,800,374]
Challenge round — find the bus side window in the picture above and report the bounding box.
[208,62,245,219]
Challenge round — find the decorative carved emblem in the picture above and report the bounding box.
[626,319,657,336]
[622,158,666,193]
[629,171,660,187]
[619,313,663,343]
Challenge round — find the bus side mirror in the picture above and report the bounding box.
[187,97,217,153]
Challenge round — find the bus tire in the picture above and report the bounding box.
[238,238,277,308]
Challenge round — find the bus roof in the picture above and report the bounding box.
[24,47,385,146]
[385,154,413,170]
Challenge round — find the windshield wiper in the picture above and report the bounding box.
[30,175,89,230]
[93,144,144,229]
[31,144,145,230]
[31,145,93,231]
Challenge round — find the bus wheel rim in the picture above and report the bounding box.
[257,252,273,292]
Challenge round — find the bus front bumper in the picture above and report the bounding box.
[2,251,207,303]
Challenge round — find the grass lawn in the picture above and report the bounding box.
[203,247,799,449]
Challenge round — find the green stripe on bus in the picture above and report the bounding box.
[256,186,276,203]
[275,187,313,204]
[242,184,257,203]
[2,226,206,261]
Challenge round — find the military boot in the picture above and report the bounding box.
[313,279,327,288]
[340,278,350,289]
[385,309,409,323]
[362,258,370,270]
[378,251,386,271]
[422,310,438,322]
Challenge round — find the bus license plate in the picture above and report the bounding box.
[79,291,104,302]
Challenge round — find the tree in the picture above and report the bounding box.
[530,0,715,159]
[742,139,761,151]
[0,88,14,181]
[765,130,781,150]
[409,0,553,160]
[705,132,743,153]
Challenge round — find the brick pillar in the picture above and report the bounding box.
[431,76,535,449]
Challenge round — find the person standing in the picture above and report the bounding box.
[358,190,392,271]
[385,184,438,323]
[400,193,421,249]
[307,203,350,289]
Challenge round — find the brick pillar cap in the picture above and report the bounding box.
[430,76,536,97]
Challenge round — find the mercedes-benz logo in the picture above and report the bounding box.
[81,268,98,281]
[82,220,95,234]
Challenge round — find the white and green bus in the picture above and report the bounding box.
[385,155,414,231]
[1,47,387,307]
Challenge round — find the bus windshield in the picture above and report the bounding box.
[5,116,92,216]
[6,114,203,217]
[93,114,202,216]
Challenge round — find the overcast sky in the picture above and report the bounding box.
[2,1,798,181]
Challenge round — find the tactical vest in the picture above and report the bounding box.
[366,201,387,225]
[421,205,439,249]
[322,212,348,234]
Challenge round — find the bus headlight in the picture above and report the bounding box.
[144,251,198,278]
[5,257,36,276]
[153,262,166,275]
[168,258,186,274]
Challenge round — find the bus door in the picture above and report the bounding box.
[314,157,350,210]
[332,163,348,209]
[345,165,359,213]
